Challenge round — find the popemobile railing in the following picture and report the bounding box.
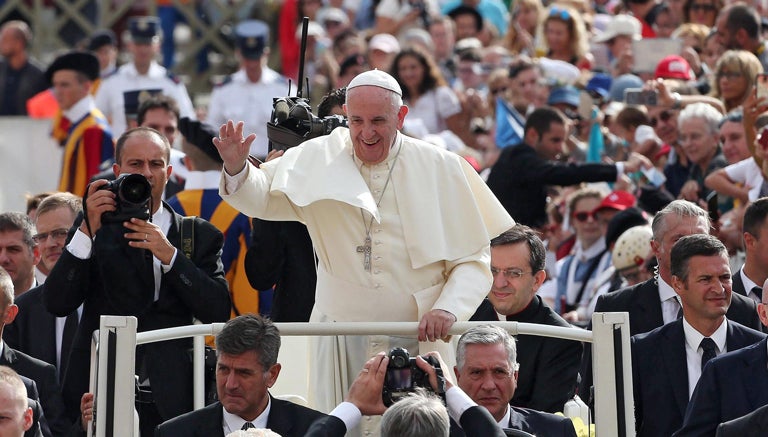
[86,313,635,437]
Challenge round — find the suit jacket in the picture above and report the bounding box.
[674,337,768,437]
[632,320,765,437]
[245,218,317,322]
[715,403,768,437]
[304,405,506,437]
[732,270,747,298]
[450,406,577,437]
[0,345,70,437]
[4,286,60,369]
[42,202,231,422]
[470,297,583,413]
[155,397,327,437]
[486,143,618,228]
[579,278,762,397]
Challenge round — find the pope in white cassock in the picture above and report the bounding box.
[214,70,513,435]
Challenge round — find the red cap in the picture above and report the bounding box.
[595,190,636,212]
[654,55,694,81]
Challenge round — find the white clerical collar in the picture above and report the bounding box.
[222,396,271,434]
[682,316,727,354]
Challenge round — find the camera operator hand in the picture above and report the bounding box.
[347,352,389,416]
[213,120,257,176]
[419,309,456,342]
[79,179,116,238]
[417,351,454,392]
[124,218,177,265]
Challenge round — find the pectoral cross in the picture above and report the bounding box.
[357,236,372,272]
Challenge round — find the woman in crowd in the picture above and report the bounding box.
[390,47,471,142]
[682,0,721,27]
[504,0,543,55]
[539,4,592,70]
[711,50,763,113]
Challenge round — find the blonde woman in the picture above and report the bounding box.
[504,0,543,55]
[539,4,593,70]
[711,49,764,113]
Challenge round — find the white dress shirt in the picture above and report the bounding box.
[222,396,271,434]
[682,317,727,398]
[658,277,682,324]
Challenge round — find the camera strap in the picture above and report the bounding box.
[180,216,195,260]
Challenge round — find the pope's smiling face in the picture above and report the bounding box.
[344,86,408,166]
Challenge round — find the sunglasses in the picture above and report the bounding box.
[690,3,716,12]
[573,211,598,222]
[549,7,571,21]
[649,110,674,127]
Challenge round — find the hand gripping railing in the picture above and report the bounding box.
[88,313,634,437]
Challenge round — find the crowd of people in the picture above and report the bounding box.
[4,0,768,435]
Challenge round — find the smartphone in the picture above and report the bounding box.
[624,88,658,106]
[757,73,768,100]
[578,91,593,120]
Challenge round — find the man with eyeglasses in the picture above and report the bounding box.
[4,193,83,388]
[469,225,582,414]
[0,213,39,297]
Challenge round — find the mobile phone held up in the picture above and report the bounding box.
[757,73,768,100]
[624,88,658,106]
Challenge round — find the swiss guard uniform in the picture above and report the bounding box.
[167,118,264,318]
[46,51,114,197]
[94,16,195,138]
[206,20,290,159]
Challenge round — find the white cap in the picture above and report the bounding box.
[369,33,401,53]
[593,14,642,43]
[612,226,653,271]
[347,69,403,96]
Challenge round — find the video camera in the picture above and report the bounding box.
[382,348,445,407]
[99,174,152,223]
[266,17,347,153]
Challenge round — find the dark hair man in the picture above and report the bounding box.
[0,213,39,296]
[487,107,650,229]
[470,225,582,413]
[631,234,765,436]
[156,315,326,436]
[42,128,231,433]
[715,4,768,71]
[0,21,46,116]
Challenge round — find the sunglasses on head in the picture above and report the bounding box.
[650,110,674,127]
[549,7,571,20]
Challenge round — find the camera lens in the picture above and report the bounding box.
[119,174,152,205]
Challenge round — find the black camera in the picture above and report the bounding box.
[99,174,152,223]
[267,96,348,152]
[382,348,444,407]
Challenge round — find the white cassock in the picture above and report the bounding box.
[221,127,513,435]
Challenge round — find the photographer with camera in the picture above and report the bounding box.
[305,350,503,437]
[42,127,231,435]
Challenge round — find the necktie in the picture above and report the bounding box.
[700,337,717,371]
[241,422,255,431]
[60,312,78,380]
[751,286,763,301]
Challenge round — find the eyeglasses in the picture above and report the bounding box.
[32,228,69,244]
[573,211,598,222]
[717,71,742,81]
[649,110,674,127]
[490,267,533,279]
[690,3,717,12]
[548,7,571,21]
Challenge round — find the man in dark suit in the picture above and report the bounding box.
[715,403,768,437]
[0,21,46,116]
[0,267,70,437]
[632,234,765,436]
[453,325,577,437]
[734,198,768,304]
[580,200,762,397]
[486,107,649,228]
[469,225,582,413]
[4,192,82,380]
[42,127,231,434]
[156,315,325,436]
[303,351,505,437]
[674,278,768,436]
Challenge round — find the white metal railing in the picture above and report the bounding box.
[88,314,635,437]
